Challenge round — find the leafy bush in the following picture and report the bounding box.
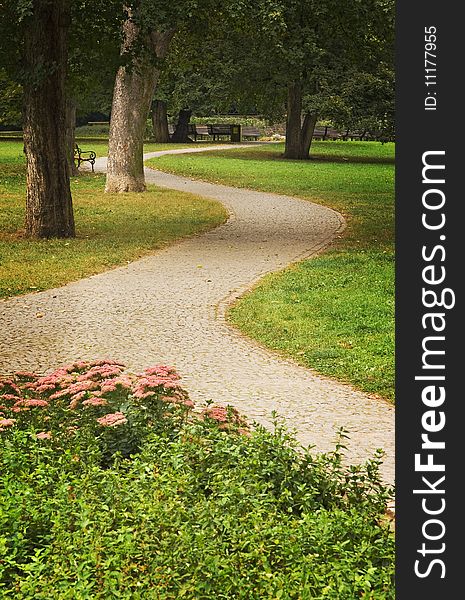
[75,124,110,137]
[0,361,394,599]
[190,116,267,127]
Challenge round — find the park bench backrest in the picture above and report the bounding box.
[241,126,260,138]
[208,124,232,135]
[313,126,327,138]
[194,125,209,135]
[324,127,342,139]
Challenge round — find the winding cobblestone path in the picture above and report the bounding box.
[0,146,394,484]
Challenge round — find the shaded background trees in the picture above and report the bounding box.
[0,0,395,236]
[148,0,394,159]
[231,0,395,159]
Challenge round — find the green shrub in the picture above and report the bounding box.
[1,362,394,599]
[190,115,268,129]
[75,124,110,137]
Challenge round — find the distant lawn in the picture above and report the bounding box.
[0,141,227,298]
[148,142,395,401]
[0,136,223,158]
[78,140,214,158]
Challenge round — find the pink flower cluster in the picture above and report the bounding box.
[0,418,16,431]
[67,359,125,372]
[96,412,127,427]
[132,366,182,400]
[76,364,124,382]
[49,380,100,400]
[1,361,253,439]
[202,405,249,434]
[2,361,189,429]
[0,379,20,395]
[143,366,179,378]
[14,371,36,379]
[99,376,133,394]
[14,399,49,408]
[0,394,21,402]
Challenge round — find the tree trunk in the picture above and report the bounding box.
[300,112,318,158]
[284,81,303,159]
[105,20,174,193]
[65,97,79,176]
[151,99,170,143]
[170,108,192,143]
[105,62,157,192]
[284,82,317,160]
[23,0,75,238]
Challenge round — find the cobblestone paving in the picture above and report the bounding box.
[0,146,394,484]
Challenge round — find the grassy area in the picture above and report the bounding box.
[148,142,395,401]
[0,141,227,298]
[78,140,213,158]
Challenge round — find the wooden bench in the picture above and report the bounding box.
[311,126,343,141]
[74,143,96,172]
[207,124,233,140]
[241,126,260,140]
[313,126,327,140]
[324,127,343,140]
[168,123,261,142]
[189,124,211,141]
[342,129,366,141]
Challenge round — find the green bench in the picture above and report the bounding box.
[74,143,96,172]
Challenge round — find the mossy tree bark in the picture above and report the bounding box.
[105,22,174,193]
[23,0,75,238]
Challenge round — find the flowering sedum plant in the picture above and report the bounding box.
[0,359,248,462]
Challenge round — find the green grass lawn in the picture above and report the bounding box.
[78,140,215,158]
[148,142,395,401]
[0,141,227,298]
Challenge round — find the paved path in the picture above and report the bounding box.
[0,146,394,484]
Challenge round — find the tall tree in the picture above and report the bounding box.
[281,0,394,158]
[22,1,75,238]
[0,0,125,238]
[213,0,395,159]
[105,12,174,192]
[105,0,223,193]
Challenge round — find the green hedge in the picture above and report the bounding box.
[0,361,395,599]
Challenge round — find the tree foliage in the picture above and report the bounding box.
[0,69,22,125]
